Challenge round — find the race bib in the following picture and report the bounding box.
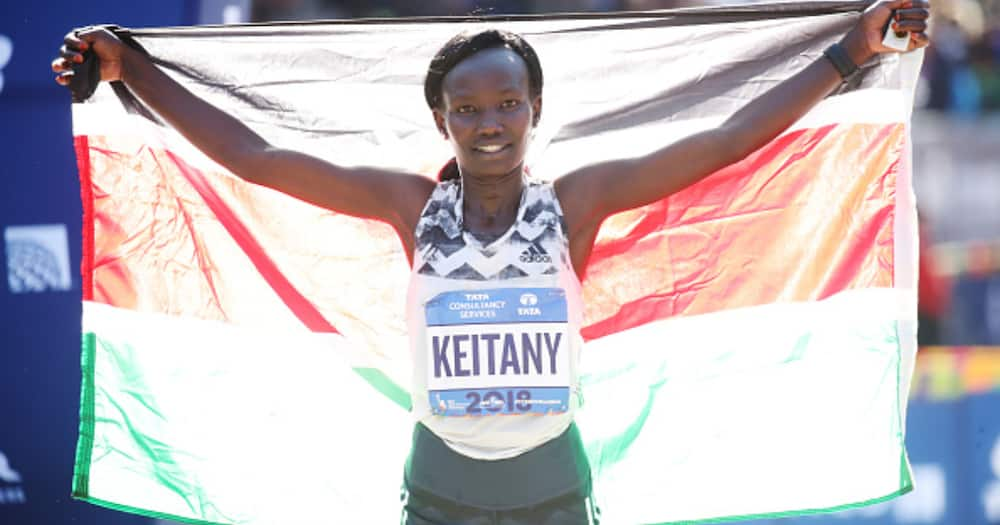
[425,288,570,417]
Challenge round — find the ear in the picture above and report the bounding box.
[531,96,543,127]
[432,108,448,139]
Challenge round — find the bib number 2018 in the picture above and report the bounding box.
[466,389,532,414]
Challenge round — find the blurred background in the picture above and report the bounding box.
[1,0,998,524]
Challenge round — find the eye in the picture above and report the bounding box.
[456,105,476,114]
[500,99,520,110]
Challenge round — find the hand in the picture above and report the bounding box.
[52,26,128,86]
[840,0,930,65]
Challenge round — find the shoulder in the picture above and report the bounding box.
[522,177,557,205]
[415,179,460,227]
[524,176,555,196]
[383,173,438,256]
[522,179,566,233]
[425,179,460,208]
[389,171,437,211]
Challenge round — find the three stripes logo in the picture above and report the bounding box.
[519,244,552,264]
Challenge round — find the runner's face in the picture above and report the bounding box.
[435,47,540,178]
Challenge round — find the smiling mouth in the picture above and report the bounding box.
[473,144,510,154]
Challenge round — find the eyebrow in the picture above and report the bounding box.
[449,85,524,100]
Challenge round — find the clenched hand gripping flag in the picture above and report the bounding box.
[70,3,924,524]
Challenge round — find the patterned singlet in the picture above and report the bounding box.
[406,178,584,460]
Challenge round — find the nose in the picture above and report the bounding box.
[477,109,503,136]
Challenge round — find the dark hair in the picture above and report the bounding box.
[424,29,544,182]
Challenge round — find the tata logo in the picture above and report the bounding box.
[518,293,540,315]
[0,34,11,95]
[0,450,26,505]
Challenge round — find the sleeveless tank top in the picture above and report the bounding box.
[406,178,584,460]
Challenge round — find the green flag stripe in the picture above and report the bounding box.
[354,367,411,412]
[76,288,912,524]
[72,332,97,499]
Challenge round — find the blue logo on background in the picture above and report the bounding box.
[0,35,11,94]
[0,450,25,505]
[985,436,1000,522]
[0,451,20,484]
[4,224,73,294]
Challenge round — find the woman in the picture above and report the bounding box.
[53,2,929,523]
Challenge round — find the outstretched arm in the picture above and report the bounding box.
[53,27,434,256]
[556,0,929,273]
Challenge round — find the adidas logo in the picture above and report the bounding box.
[519,244,552,264]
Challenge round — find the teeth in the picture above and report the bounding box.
[476,145,505,153]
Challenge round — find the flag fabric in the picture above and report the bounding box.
[71,3,924,524]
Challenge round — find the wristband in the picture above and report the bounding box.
[69,47,100,103]
[68,25,142,103]
[823,43,859,80]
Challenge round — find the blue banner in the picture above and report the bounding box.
[0,2,193,523]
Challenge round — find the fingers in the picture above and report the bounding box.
[53,55,75,86]
[889,4,929,38]
[66,26,107,46]
[880,0,911,11]
[894,7,930,22]
[872,0,931,53]
[59,45,85,63]
[55,70,74,86]
[52,41,86,77]
[52,52,81,85]
[886,0,930,8]
[891,19,929,34]
[63,31,87,52]
[874,0,931,21]
[906,30,930,51]
[62,25,112,55]
[57,31,88,77]
[55,28,99,86]
[51,57,69,73]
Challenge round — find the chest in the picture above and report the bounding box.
[414,182,569,281]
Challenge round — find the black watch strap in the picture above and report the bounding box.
[823,43,860,80]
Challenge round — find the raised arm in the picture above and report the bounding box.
[556,0,929,273]
[53,27,435,258]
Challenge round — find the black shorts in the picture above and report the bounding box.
[402,423,599,524]
[401,484,599,525]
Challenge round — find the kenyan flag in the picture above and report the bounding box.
[71,3,922,523]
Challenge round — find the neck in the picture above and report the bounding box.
[460,163,525,235]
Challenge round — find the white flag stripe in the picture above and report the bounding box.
[579,287,910,523]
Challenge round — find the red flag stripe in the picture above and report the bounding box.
[75,135,95,302]
[79,122,902,343]
[581,123,902,339]
[165,150,341,334]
